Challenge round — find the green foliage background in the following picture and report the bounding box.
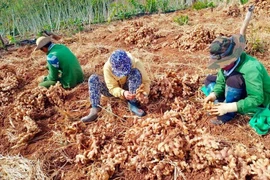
[0,0,246,41]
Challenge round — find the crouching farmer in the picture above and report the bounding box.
[81,50,151,122]
[204,34,270,125]
[34,36,84,89]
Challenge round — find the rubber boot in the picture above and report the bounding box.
[81,107,101,122]
[128,101,146,117]
[211,86,243,125]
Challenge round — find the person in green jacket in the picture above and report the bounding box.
[34,36,84,89]
[204,5,270,125]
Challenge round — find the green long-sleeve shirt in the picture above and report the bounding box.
[214,52,270,114]
[46,44,84,88]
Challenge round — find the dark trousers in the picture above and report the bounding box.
[88,68,142,107]
[205,72,246,122]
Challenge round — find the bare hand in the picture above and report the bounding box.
[204,92,216,104]
[240,5,254,36]
[124,91,136,100]
[248,5,254,12]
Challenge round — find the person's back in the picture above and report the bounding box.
[48,44,84,88]
[35,36,84,89]
[235,53,270,111]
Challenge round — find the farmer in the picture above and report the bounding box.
[34,36,84,89]
[204,5,270,124]
[81,49,150,122]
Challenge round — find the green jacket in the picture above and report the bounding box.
[214,52,270,114]
[46,44,84,88]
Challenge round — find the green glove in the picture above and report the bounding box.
[249,106,270,135]
[256,116,269,131]
[39,80,56,88]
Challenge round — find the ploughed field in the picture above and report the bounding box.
[0,1,269,179]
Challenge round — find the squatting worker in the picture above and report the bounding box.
[203,6,270,125]
[81,49,151,122]
[34,36,84,89]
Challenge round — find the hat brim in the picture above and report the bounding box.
[208,34,246,69]
[34,36,52,51]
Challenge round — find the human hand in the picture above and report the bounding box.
[209,102,238,116]
[37,76,45,82]
[244,5,254,21]
[240,5,254,36]
[204,92,216,104]
[124,91,136,100]
[248,5,254,12]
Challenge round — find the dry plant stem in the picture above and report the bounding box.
[97,105,126,122]
[8,117,15,128]
[165,62,205,74]
[56,107,78,121]
[49,161,69,179]
[0,154,47,179]
[169,160,186,180]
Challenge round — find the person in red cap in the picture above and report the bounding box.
[204,5,270,124]
[81,49,151,122]
[34,36,84,89]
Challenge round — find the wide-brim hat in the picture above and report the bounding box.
[208,34,246,69]
[34,36,52,51]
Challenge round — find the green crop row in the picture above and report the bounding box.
[0,0,249,43]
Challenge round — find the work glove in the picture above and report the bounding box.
[209,102,238,116]
[204,92,216,104]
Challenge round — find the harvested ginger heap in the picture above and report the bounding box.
[204,101,214,111]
